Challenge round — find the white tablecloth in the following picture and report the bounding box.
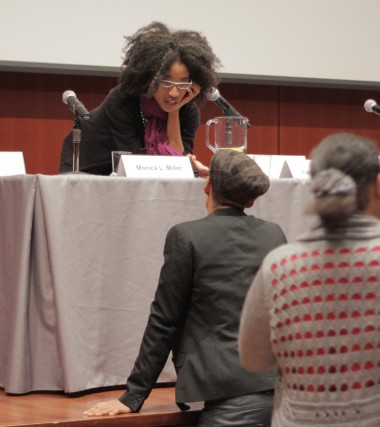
[0,174,316,394]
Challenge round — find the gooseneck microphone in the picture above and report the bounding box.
[206,87,251,127]
[62,90,90,119]
[364,99,380,116]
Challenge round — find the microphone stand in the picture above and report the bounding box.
[72,114,81,173]
[61,90,90,175]
[61,114,89,175]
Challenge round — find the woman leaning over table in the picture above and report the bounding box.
[59,21,221,175]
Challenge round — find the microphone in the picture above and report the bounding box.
[364,99,380,116]
[62,90,90,119]
[206,87,251,127]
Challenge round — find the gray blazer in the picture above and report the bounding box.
[120,207,287,411]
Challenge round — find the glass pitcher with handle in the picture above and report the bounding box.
[205,116,248,153]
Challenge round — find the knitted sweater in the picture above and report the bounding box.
[239,213,380,426]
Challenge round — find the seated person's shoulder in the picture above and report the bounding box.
[250,217,287,245]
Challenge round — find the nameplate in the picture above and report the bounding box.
[248,154,307,179]
[280,158,310,179]
[117,155,194,178]
[0,152,26,176]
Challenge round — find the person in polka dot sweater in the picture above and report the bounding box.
[239,132,380,427]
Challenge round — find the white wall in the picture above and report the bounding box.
[1,0,379,86]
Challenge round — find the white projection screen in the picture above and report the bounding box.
[0,0,379,87]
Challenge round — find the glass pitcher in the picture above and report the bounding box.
[205,116,248,153]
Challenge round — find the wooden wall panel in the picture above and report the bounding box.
[279,86,380,158]
[0,72,117,174]
[1,71,380,175]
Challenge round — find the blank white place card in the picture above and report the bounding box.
[0,152,26,176]
[249,154,308,179]
[267,155,306,178]
[280,158,310,179]
[249,155,272,176]
[117,155,195,178]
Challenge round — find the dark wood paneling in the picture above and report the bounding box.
[0,72,117,175]
[279,86,380,158]
[0,73,279,174]
[1,71,380,174]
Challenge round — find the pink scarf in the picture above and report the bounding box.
[139,95,183,156]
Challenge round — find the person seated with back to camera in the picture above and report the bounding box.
[239,132,380,427]
[59,21,221,176]
[84,150,287,427]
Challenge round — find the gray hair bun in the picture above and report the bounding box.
[311,168,357,198]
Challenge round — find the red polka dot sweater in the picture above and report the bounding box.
[239,213,380,427]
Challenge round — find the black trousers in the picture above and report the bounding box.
[197,390,274,427]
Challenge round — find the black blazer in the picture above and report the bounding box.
[120,207,287,411]
[59,85,200,175]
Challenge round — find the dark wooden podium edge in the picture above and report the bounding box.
[0,385,201,427]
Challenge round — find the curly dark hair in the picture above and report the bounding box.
[119,22,221,104]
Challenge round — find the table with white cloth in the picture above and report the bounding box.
[0,174,316,394]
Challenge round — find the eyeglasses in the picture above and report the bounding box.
[160,80,192,90]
